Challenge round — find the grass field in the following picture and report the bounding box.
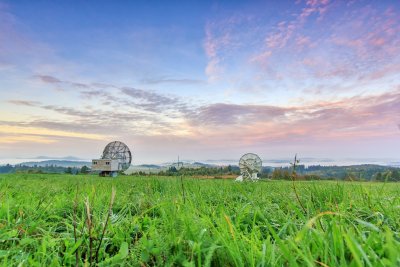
[0,174,399,266]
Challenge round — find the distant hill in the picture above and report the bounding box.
[34,156,83,160]
[192,162,214,167]
[17,160,91,168]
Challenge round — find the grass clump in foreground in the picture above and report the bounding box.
[0,173,399,266]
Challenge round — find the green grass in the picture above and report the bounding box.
[0,174,399,266]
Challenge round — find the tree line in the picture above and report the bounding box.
[130,164,400,181]
[1,163,399,181]
[0,164,91,174]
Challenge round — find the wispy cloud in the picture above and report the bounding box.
[33,74,188,113]
[7,100,41,107]
[5,76,194,144]
[203,15,252,81]
[242,1,400,100]
[34,75,62,84]
[185,89,400,146]
[121,87,178,108]
[263,0,329,50]
[3,80,399,161]
[193,103,287,125]
[34,75,90,88]
[8,77,399,147]
[0,132,57,144]
[203,23,227,81]
[0,122,105,141]
[141,77,205,85]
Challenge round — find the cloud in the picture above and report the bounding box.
[121,87,177,104]
[7,100,41,107]
[203,23,227,81]
[0,122,106,142]
[203,1,338,86]
[5,83,399,159]
[0,106,173,143]
[0,132,56,144]
[203,15,251,81]
[35,73,205,91]
[141,77,205,85]
[264,0,329,50]
[6,79,192,141]
[249,50,272,67]
[32,74,190,114]
[33,74,90,88]
[324,6,400,81]
[90,82,117,89]
[265,21,296,50]
[183,89,400,146]
[193,103,288,125]
[34,75,61,84]
[244,1,400,88]
[295,35,312,49]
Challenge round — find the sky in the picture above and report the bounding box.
[0,0,399,164]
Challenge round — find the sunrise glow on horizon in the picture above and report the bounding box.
[0,0,399,163]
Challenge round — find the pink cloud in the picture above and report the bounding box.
[265,21,297,49]
[359,63,400,81]
[35,75,62,84]
[203,16,251,81]
[189,89,400,146]
[301,57,319,66]
[203,23,231,81]
[331,5,400,57]
[306,0,329,7]
[247,1,400,85]
[295,35,312,49]
[252,0,330,69]
[249,50,272,69]
[298,5,400,82]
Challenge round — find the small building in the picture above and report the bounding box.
[91,159,120,177]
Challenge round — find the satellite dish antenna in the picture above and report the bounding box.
[173,156,183,171]
[236,153,262,182]
[102,141,132,171]
[91,141,132,177]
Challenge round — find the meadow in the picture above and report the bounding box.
[0,174,399,266]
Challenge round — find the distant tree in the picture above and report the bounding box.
[391,169,400,181]
[65,167,73,174]
[0,164,14,174]
[296,165,306,174]
[227,165,232,172]
[169,166,177,173]
[304,174,320,180]
[272,168,283,180]
[384,171,392,182]
[282,170,291,180]
[344,172,356,181]
[80,165,90,174]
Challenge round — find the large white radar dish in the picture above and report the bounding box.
[101,141,132,172]
[236,153,262,181]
